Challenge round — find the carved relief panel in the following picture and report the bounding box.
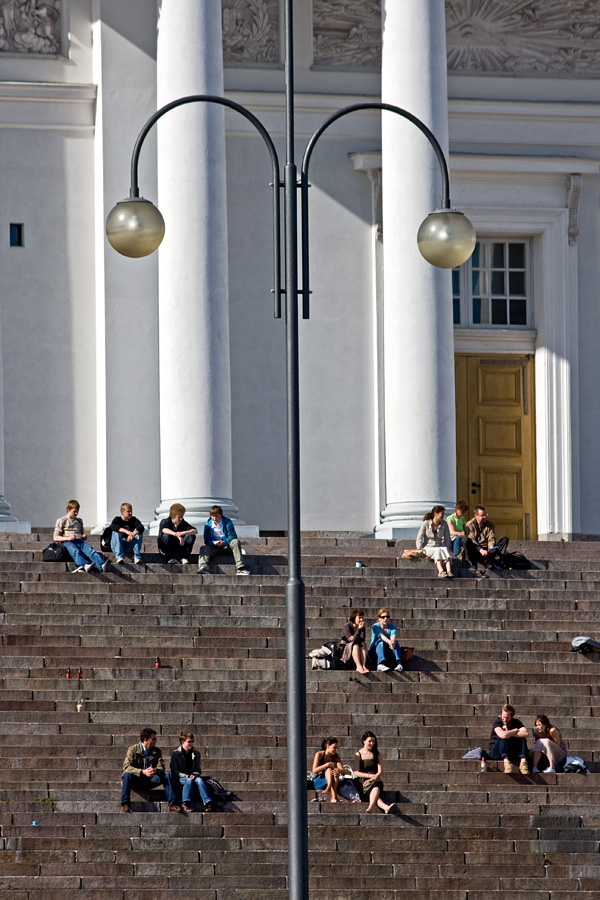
[221,0,279,64]
[0,0,61,55]
[446,0,600,75]
[313,0,381,68]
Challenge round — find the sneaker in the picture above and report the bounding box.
[197,566,209,575]
[101,560,110,572]
[395,663,404,672]
[167,559,178,564]
[115,558,124,565]
[532,766,540,773]
[182,803,193,812]
[237,568,250,576]
[377,663,390,672]
[519,758,530,775]
[181,558,189,565]
[542,767,555,774]
[169,804,181,813]
[133,558,142,565]
[84,563,95,573]
[203,803,214,813]
[71,565,85,573]
[503,759,518,774]
[121,803,131,813]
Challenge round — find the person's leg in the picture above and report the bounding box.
[78,539,106,570]
[180,776,193,804]
[111,531,126,560]
[131,533,143,561]
[464,539,483,569]
[375,640,386,664]
[193,776,213,807]
[64,540,87,568]
[366,784,379,812]
[151,770,177,807]
[181,534,195,561]
[121,771,136,805]
[198,543,218,571]
[159,534,184,561]
[352,643,368,674]
[228,538,246,571]
[452,535,461,558]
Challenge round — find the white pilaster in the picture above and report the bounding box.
[376,0,456,538]
[153,0,239,531]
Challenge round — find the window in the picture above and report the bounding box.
[453,239,530,328]
[9,223,23,247]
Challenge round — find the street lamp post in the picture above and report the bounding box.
[105,4,475,898]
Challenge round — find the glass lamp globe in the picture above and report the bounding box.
[417,209,476,268]
[105,197,165,258]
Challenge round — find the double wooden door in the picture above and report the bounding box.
[455,354,537,540]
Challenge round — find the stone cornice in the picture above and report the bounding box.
[0,81,96,128]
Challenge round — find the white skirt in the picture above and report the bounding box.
[424,546,450,562]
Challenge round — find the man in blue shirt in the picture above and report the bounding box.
[197,505,250,576]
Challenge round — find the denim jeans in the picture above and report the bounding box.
[121,770,175,806]
[179,775,213,806]
[375,640,402,665]
[64,539,105,570]
[451,535,462,558]
[489,736,528,762]
[111,530,143,560]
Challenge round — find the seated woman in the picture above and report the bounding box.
[353,730,396,814]
[446,501,468,559]
[340,609,369,674]
[530,714,568,774]
[170,730,214,812]
[312,736,345,803]
[416,505,453,577]
[370,608,403,672]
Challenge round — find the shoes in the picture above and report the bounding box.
[71,565,85,573]
[167,559,178,564]
[532,766,540,773]
[237,568,250,576]
[203,803,214,812]
[395,663,404,672]
[182,803,193,812]
[101,560,110,572]
[197,567,209,575]
[542,767,556,774]
[503,759,518,774]
[446,572,455,578]
[384,802,397,815]
[169,805,181,813]
[437,572,447,578]
[84,563,95,573]
[121,803,131,813]
[115,558,124,565]
[181,558,189,565]
[475,571,487,579]
[377,663,390,672]
[519,759,530,775]
[133,558,142,565]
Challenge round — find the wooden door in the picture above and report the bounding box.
[455,354,537,540]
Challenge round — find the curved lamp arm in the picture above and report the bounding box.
[300,102,474,318]
[107,94,283,318]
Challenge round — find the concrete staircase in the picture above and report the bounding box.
[0,531,599,898]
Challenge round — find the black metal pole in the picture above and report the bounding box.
[283,1,308,899]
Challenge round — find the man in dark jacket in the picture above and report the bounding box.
[463,506,500,574]
[170,730,214,812]
[197,505,249,575]
[121,727,178,812]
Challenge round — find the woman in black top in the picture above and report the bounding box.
[353,730,396,814]
[340,609,368,673]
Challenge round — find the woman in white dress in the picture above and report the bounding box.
[416,505,453,577]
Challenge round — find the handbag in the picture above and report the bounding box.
[402,548,425,559]
[42,541,68,562]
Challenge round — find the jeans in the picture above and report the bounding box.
[179,775,213,806]
[111,530,143,560]
[64,539,105,570]
[451,535,462,558]
[158,533,195,561]
[489,736,528,762]
[199,538,245,570]
[121,770,175,806]
[375,639,402,665]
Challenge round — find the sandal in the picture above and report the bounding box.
[437,572,447,578]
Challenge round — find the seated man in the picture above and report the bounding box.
[197,505,249,576]
[170,730,214,812]
[54,499,109,574]
[121,727,179,812]
[110,502,144,564]
[463,505,500,574]
[488,704,530,774]
[157,503,197,564]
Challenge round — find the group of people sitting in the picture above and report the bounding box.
[311,732,397,813]
[416,502,502,577]
[340,608,404,674]
[53,499,250,575]
[121,727,216,813]
[488,704,568,774]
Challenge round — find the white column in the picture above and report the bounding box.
[0,331,29,532]
[375,0,456,538]
[153,0,239,530]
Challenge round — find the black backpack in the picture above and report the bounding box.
[42,541,68,562]
[502,550,531,570]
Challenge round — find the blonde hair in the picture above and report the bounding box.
[120,502,132,514]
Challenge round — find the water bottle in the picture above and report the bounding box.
[480,757,487,772]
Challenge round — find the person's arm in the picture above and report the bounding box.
[486,524,496,549]
[447,517,459,538]
[312,751,330,774]
[122,745,143,777]
[53,517,67,542]
[192,750,202,777]
[353,752,368,779]
[441,521,452,552]
[387,623,397,648]
[416,522,427,549]
[223,518,237,546]
[154,750,165,773]
[170,750,182,781]
[548,726,561,746]
[341,623,353,644]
